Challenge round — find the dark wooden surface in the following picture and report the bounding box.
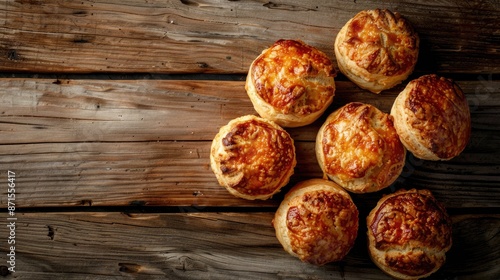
[0,0,499,279]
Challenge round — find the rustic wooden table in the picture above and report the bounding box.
[0,0,499,279]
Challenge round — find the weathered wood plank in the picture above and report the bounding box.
[0,141,275,208]
[1,78,498,143]
[0,212,498,279]
[0,79,254,143]
[0,140,499,208]
[0,0,498,74]
[0,78,499,208]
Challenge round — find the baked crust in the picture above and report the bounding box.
[334,9,419,93]
[246,39,336,127]
[210,115,296,200]
[316,102,406,193]
[367,189,452,279]
[273,179,358,265]
[390,74,471,160]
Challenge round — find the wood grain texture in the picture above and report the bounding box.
[0,78,499,208]
[0,140,499,209]
[0,1,498,279]
[0,0,498,74]
[0,78,498,143]
[0,212,497,279]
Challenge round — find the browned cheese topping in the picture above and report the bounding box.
[406,74,471,159]
[322,102,405,184]
[342,9,418,76]
[370,190,452,276]
[286,190,358,265]
[251,39,336,116]
[219,120,294,196]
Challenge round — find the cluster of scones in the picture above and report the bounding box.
[210,9,470,280]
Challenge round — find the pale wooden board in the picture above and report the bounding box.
[0,212,498,279]
[0,78,498,143]
[0,78,499,208]
[0,79,254,143]
[0,0,498,74]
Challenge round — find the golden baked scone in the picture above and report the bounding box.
[210,115,296,200]
[334,9,419,93]
[273,179,358,265]
[316,102,406,193]
[390,74,471,160]
[367,189,452,279]
[246,39,336,127]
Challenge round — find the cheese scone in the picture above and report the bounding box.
[210,115,296,200]
[316,102,406,193]
[367,189,452,279]
[246,39,336,127]
[273,179,358,265]
[391,74,471,160]
[335,9,419,93]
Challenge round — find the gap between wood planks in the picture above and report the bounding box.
[0,72,497,82]
[4,205,499,216]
